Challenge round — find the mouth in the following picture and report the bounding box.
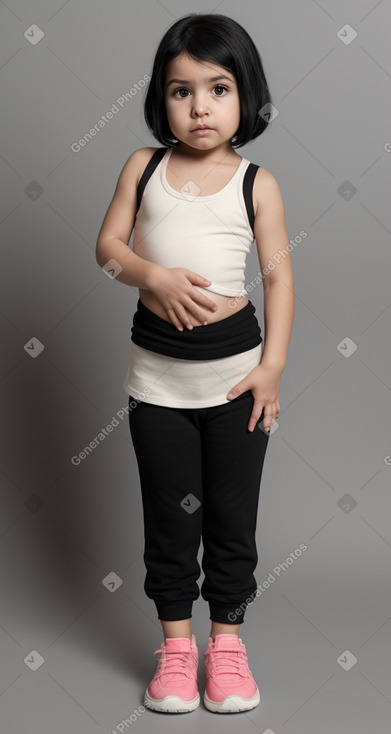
[191,125,214,131]
[191,126,214,134]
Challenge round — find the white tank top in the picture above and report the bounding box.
[132,147,257,298]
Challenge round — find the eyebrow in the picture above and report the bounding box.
[165,75,234,88]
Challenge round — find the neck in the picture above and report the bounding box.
[173,141,235,161]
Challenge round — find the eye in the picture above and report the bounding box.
[213,85,228,96]
[173,85,229,98]
[174,88,190,98]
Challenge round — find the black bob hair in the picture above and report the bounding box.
[144,13,273,149]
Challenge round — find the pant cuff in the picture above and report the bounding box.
[209,603,247,625]
[155,601,193,621]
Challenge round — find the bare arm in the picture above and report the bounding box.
[95,149,163,290]
[253,169,295,372]
[95,148,218,328]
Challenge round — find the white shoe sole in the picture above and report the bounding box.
[144,688,200,713]
[203,685,260,713]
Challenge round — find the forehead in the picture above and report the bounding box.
[164,53,235,84]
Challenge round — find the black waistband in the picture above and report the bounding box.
[130,298,262,360]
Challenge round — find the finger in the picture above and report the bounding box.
[183,310,204,327]
[264,403,279,424]
[248,414,262,432]
[187,305,211,326]
[169,304,205,330]
[226,384,244,400]
[186,272,213,287]
[189,292,218,313]
[171,304,197,330]
[180,307,210,326]
[187,305,216,324]
[180,299,214,328]
[265,413,278,431]
[166,308,185,331]
[247,405,264,432]
[259,411,274,433]
[204,298,218,312]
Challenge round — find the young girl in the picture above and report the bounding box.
[96,13,294,716]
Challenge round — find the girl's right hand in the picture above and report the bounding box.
[149,267,218,331]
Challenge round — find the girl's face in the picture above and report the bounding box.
[164,53,241,152]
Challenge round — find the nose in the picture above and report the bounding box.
[191,91,210,117]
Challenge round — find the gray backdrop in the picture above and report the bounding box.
[1,0,391,732]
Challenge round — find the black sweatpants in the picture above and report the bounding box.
[127,389,269,625]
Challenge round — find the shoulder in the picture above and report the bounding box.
[251,166,284,219]
[118,147,162,189]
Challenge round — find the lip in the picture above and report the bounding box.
[191,127,214,135]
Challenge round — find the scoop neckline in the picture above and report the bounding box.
[160,147,247,201]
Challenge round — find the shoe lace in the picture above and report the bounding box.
[205,646,248,676]
[153,647,196,677]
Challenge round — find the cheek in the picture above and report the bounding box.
[222,100,240,123]
[232,96,241,118]
[165,101,181,122]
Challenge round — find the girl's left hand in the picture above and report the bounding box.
[226,363,282,433]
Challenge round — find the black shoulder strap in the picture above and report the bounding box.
[242,162,259,235]
[136,147,168,214]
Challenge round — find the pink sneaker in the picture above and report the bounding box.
[144,634,200,713]
[203,633,260,713]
